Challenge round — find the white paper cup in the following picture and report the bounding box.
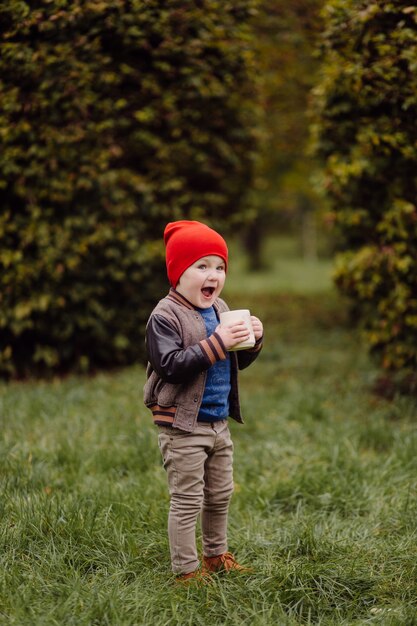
[219,309,255,351]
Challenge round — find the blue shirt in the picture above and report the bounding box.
[197,306,231,422]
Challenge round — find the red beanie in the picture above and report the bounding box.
[164,220,228,288]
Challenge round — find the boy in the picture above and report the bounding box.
[144,220,263,582]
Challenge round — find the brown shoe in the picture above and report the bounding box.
[175,569,213,585]
[203,551,253,574]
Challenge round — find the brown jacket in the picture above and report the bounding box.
[143,289,263,432]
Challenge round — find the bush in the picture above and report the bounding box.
[0,0,259,377]
[311,0,417,388]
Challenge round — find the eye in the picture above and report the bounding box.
[217,265,225,271]
[198,263,207,270]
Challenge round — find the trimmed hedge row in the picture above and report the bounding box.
[312,0,417,388]
[0,0,259,377]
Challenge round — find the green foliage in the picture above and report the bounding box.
[239,0,325,270]
[0,0,259,377]
[224,234,333,295]
[254,0,323,199]
[311,0,417,387]
[248,0,324,223]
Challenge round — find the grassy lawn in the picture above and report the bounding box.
[224,235,334,295]
[1,238,417,625]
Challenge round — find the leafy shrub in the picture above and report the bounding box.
[311,0,417,388]
[0,0,258,377]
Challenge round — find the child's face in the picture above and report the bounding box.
[176,255,226,309]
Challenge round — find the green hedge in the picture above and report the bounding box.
[0,0,259,377]
[311,0,417,388]
[315,0,417,389]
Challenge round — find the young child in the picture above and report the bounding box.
[144,220,263,582]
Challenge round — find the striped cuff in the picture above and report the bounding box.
[199,331,228,365]
[149,404,176,424]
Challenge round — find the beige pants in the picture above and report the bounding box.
[158,420,234,575]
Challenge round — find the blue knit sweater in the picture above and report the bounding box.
[197,306,231,422]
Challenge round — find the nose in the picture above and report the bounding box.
[207,267,218,280]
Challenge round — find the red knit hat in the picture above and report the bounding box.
[164,220,228,287]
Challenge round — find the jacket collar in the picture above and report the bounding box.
[167,288,194,310]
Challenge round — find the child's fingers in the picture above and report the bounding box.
[250,316,263,339]
[222,321,248,333]
[228,328,249,339]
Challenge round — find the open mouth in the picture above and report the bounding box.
[201,287,215,298]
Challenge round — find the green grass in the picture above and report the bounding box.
[224,235,334,295]
[1,239,417,625]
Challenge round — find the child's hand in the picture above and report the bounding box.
[215,321,252,350]
[251,316,263,341]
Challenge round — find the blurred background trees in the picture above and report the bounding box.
[244,0,324,269]
[0,0,259,377]
[311,0,417,390]
[1,0,416,390]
